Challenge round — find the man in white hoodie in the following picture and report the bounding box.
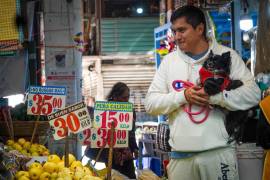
[145,5,261,180]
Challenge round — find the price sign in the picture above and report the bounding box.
[48,102,91,140]
[78,128,128,148]
[78,128,92,146]
[93,101,133,130]
[27,86,66,115]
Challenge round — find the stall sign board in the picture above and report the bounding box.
[27,86,66,115]
[48,102,91,140]
[93,101,133,130]
[78,128,128,148]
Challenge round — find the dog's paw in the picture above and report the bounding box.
[204,78,223,95]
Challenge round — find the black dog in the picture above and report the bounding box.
[200,51,248,143]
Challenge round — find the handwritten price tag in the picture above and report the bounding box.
[48,102,91,140]
[27,86,66,115]
[93,101,133,130]
[78,128,128,148]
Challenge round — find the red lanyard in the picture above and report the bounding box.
[172,80,210,124]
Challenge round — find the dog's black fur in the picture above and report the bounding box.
[202,51,243,96]
[201,51,248,143]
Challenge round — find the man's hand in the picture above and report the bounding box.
[184,86,209,106]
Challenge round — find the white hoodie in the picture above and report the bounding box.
[145,40,261,152]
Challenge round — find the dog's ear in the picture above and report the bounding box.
[209,50,214,58]
[221,51,230,61]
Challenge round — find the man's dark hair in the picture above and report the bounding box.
[170,5,207,39]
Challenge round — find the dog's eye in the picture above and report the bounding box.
[207,61,215,69]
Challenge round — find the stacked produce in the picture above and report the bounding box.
[15,154,103,180]
[5,138,49,156]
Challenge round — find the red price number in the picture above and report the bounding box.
[31,94,63,115]
[53,112,80,138]
[82,129,91,145]
[96,129,127,148]
[100,111,130,129]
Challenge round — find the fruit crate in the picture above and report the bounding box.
[0,120,50,137]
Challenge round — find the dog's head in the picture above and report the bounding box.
[199,51,232,95]
[203,51,231,75]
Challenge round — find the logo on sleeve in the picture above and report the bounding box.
[174,81,184,90]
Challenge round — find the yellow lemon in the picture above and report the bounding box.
[82,166,93,175]
[43,162,58,173]
[18,176,30,180]
[13,143,23,151]
[18,138,26,145]
[39,172,51,180]
[51,172,58,179]
[29,162,42,170]
[23,142,31,150]
[70,161,83,172]
[57,161,65,171]
[6,139,14,146]
[29,167,42,180]
[48,154,61,163]
[62,154,76,165]
[15,171,29,178]
[42,150,50,156]
[31,152,39,156]
[73,171,84,180]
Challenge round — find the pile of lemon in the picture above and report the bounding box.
[6,138,49,156]
[15,154,103,180]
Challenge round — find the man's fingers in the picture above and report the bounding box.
[193,88,209,98]
[192,95,209,104]
[185,87,209,106]
[192,85,202,90]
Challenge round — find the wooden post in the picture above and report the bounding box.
[30,99,45,144]
[30,114,41,144]
[95,0,101,55]
[64,129,70,167]
[107,122,115,180]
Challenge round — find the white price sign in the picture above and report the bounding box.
[78,128,128,148]
[27,86,66,115]
[48,102,91,140]
[93,101,133,130]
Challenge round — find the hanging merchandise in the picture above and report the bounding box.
[174,0,187,9]
[73,32,85,52]
[156,28,176,58]
[159,0,166,25]
[174,0,197,8]
[0,0,24,56]
[156,122,171,152]
[256,73,270,95]
[208,10,232,47]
